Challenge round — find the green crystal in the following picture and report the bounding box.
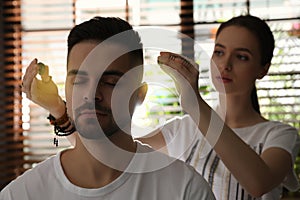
[37,62,46,75]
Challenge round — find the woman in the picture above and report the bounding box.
[22,15,299,199]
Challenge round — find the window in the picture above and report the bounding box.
[1,0,299,192]
[0,0,23,188]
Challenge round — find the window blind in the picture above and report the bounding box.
[0,0,299,194]
[20,0,75,170]
[0,0,23,189]
[258,20,300,131]
[0,0,75,189]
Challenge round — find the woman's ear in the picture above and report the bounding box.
[257,63,270,79]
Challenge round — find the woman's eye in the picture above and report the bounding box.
[237,54,249,61]
[214,50,224,56]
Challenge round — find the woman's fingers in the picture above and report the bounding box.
[157,52,202,114]
[157,52,199,88]
[159,52,198,76]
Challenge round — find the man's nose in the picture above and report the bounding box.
[83,86,103,102]
[94,89,104,101]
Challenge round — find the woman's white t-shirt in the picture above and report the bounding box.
[162,115,300,200]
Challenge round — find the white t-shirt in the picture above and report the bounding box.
[0,142,215,200]
[162,115,300,200]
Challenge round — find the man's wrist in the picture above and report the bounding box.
[49,98,66,119]
[47,100,76,136]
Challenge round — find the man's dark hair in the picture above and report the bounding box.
[67,16,143,69]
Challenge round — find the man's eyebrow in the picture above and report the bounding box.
[67,69,124,77]
[215,43,253,55]
[67,69,88,76]
[102,70,124,77]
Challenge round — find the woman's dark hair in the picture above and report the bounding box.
[216,15,275,113]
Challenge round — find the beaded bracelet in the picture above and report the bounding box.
[53,121,76,136]
[47,110,68,126]
[47,102,76,137]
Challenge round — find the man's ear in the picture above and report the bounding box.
[136,82,148,105]
[257,63,270,79]
[129,82,148,117]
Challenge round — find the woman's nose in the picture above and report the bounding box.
[218,56,233,71]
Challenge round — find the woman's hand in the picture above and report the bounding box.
[157,52,201,113]
[22,59,65,118]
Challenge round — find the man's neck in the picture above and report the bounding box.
[60,132,137,188]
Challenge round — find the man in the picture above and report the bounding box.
[0,16,215,200]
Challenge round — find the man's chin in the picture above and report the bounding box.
[73,116,130,140]
[78,126,122,141]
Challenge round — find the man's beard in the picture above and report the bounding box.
[72,103,120,140]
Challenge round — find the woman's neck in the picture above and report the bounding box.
[216,94,266,128]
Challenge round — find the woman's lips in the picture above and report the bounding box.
[216,76,233,83]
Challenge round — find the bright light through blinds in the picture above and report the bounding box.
[75,0,127,23]
[20,0,74,172]
[20,0,300,159]
[1,0,299,191]
[75,0,189,138]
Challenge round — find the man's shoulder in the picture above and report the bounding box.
[136,142,206,180]
[131,143,215,199]
[0,153,58,200]
[2,154,57,190]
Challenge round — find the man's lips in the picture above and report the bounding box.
[78,110,109,117]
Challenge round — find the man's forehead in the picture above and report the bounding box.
[67,41,135,78]
[72,54,131,72]
[67,68,124,77]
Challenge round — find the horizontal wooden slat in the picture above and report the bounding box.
[1,1,300,195]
